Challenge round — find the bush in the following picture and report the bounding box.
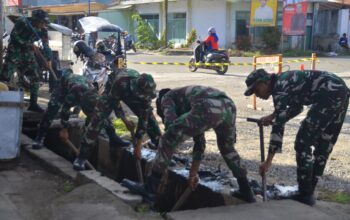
[185,28,197,47]
[132,14,161,50]
[262,27,281,51]
[235,36,251,51]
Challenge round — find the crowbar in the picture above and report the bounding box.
[66,140,95,170]
[171,186,193,211]
[247,117,267,201]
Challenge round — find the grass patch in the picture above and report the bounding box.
[113,118,129,136]
[318,191,350,204]
[229,49,262,57]
[62,181,74,193]
[282,49,315,57]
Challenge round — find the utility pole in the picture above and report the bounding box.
[163,0,168,47]
[0,0,4,68]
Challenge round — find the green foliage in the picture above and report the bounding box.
[262,27,281,52]
[229,49,261,57]
[132,14,160,50]
[112,119,129,136]
[132,14,174,50]
[235,36,251,51]
[319,191,350,204]
[62,181,74,193]
[185,28,197,47]
[282,49,314,57]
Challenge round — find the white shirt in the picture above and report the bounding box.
[254,6,274,22]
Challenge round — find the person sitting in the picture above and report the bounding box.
[200,27,219,62]
[339,33,349,50]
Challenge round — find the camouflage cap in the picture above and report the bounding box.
[130,73,157,101]
[0,82,9,91]
[32,9,50,24]
[244,69,271,96]
[60,68,74,84]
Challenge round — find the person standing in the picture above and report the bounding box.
[244,69,349,206]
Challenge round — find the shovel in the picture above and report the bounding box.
[247,117,267,201]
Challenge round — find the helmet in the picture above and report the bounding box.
[73,40,94,58]
[208,26,216,35]
[130,73,156,101]
[32,9,50,24]
[96,40,106,52]
[123,31,128,36]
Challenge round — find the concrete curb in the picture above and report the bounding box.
[79,170,143,207]
[21,134,143,207]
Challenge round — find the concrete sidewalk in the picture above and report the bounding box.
[168,199,350,220]
[0,152,160,220]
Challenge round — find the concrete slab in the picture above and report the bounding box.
[23,145,78,180]
[79,170,143,207]
[167,200,344,220]
[52,183,159,220]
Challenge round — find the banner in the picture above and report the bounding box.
[283,1,307,35]
[6,0,22,6]
[250,0,278,27]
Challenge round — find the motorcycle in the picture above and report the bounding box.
[73,40,109,95]
[188,40,229,75]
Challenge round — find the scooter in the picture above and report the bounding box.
[73,40,109,95]
[188,40,229,75]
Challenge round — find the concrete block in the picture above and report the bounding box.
[80,170,143,207]
[24,144,78,180]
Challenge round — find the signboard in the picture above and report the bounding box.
[255,55,281,73]
[250,0,278,27]
[6,0,22,6]
[283,1,307,35]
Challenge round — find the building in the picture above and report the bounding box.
[99,0,350,51]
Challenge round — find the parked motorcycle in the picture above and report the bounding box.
[73,40,109,95]
[188,40,229,75]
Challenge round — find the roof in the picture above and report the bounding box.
[25,2,107,15]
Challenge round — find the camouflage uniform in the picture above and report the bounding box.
[155,86,247,179]
[0,13,52,111]
[78,69,161,161]
[33,71,124,149]
[267,70,349,195]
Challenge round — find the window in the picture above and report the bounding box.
[167,13,186,43]
[236,11,250,37]
[140,14,160,37]
[315,10,338,36]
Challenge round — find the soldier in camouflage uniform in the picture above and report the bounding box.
[73,65,161,170]
[152,86,256,203]
[32,69,130,150]
[244,69,350,206]
[0,9,52,112]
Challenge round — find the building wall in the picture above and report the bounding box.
[191,0,227,47]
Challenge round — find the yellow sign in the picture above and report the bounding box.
[250,0,278,27]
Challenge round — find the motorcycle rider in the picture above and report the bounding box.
[122,31,136,52]
[200,27,219,62]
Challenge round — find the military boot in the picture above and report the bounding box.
[73,157,86,171]
[292,181,315,206]
[28,89,44,113]
[234,177,256,203]
[32,128,47,150]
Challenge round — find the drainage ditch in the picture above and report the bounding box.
[22,112,296,213]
